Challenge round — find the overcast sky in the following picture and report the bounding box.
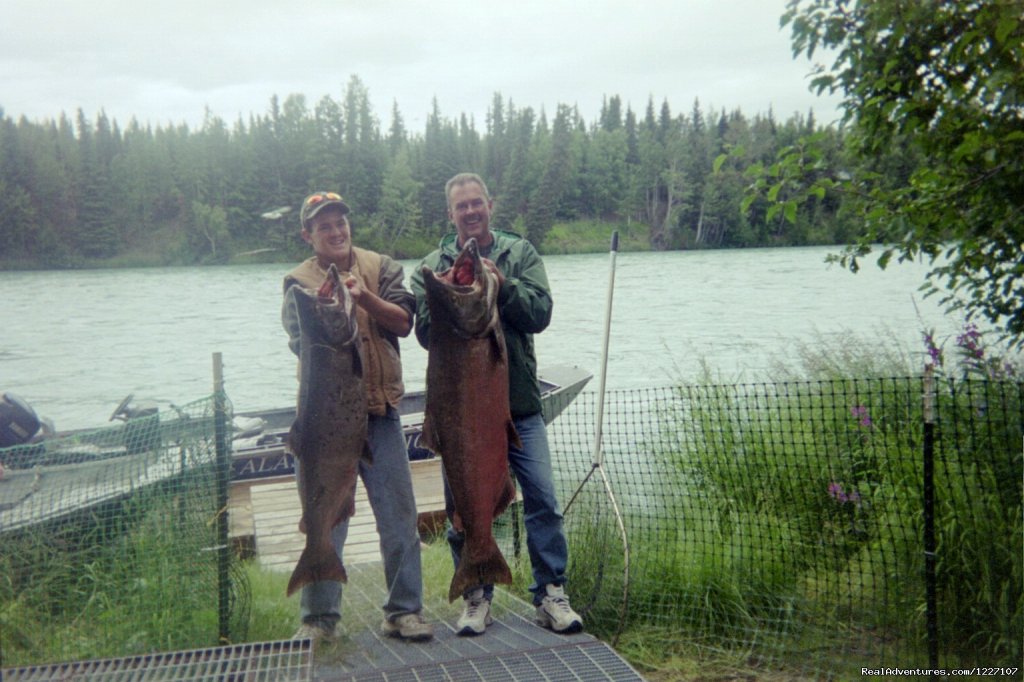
[1,0,843,133]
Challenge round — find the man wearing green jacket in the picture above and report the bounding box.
[410,172,582,637]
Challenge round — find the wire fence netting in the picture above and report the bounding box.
[501,377,1023,679]
[0,394,250,669]
[2,378,1020,680]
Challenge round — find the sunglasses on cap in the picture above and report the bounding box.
[304,191,343,208]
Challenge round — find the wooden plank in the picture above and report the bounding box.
[244,472,396,572]
[231,457,515,573]
[227,481,254,539]
[249,480,301,572]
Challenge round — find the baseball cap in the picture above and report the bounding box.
[300,191,350,229]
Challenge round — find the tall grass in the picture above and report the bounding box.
[0,475,235,666]
[564,329,1022,678]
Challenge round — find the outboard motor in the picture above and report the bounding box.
[110,394,159,423]
[0,392,41,448]
[110,394,161,454]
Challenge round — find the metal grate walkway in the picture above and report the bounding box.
[3,639,313,681]
[308,564,645,681]
[2,565,644,682]
[338,631,642,682]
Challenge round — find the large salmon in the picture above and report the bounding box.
[284,263,369,597]
[420,238,521,602]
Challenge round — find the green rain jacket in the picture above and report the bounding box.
[411,229,553,419]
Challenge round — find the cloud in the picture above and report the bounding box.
[0,0,841,130]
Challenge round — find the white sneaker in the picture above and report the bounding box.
[535,584,583,633]
[292,622,336,645]
[456,588,493,636]
[381,613,434,641]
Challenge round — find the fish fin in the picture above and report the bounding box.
[352,344,364,378]
[448,539,512,602]
[286,547,347,597]
[339,495,356,523]
[494,474,517,517]
[287,422,301,457]
[488,327,505,363]
[420,416,440,454]
[451,510,465,533]
[507,420,522,450]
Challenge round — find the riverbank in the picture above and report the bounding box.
[0,219,660,271]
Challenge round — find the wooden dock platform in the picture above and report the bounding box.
[228,458,447,571]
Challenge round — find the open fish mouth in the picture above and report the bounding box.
[420,238,498,340]
[316,263,344,302]
[449,238,482,286]
[421,237,482,288]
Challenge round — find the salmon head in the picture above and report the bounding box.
[289,263,359,348]
[420,238,499,339]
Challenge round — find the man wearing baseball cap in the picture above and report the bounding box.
[282,191,433,644]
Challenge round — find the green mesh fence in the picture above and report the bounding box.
[0,394,250,668]
[501,377,1023,680]
[6,379,1018,679]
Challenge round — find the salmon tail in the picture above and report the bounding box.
[506,419,522,450]
[448,540,513,602]
[286,547,347,597]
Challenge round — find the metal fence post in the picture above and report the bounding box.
[213,352,231,644]
[922,365,938,674]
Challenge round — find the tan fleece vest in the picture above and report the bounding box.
[285,248,405,415]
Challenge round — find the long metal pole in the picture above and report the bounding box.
[558,231,631,642]
[565,230,620,512]
[922,365,938,675]
[593,231,631,645]
[591,231,618,468]
[213,352,231,644]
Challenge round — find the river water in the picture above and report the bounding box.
[1,245,959,432]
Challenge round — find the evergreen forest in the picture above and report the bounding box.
[0,75,858,268]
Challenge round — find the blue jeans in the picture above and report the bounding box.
[299,406,423,629]
[443,411,568,606]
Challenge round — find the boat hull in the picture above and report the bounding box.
[230,365,591,482]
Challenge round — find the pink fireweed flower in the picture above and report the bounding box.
[828,482,862,506]
[922,331,943,367]
[956,323,985,362]
[850,405,872,428]
[828,482,844,500]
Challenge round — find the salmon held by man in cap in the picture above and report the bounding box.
[283,262,370,597]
